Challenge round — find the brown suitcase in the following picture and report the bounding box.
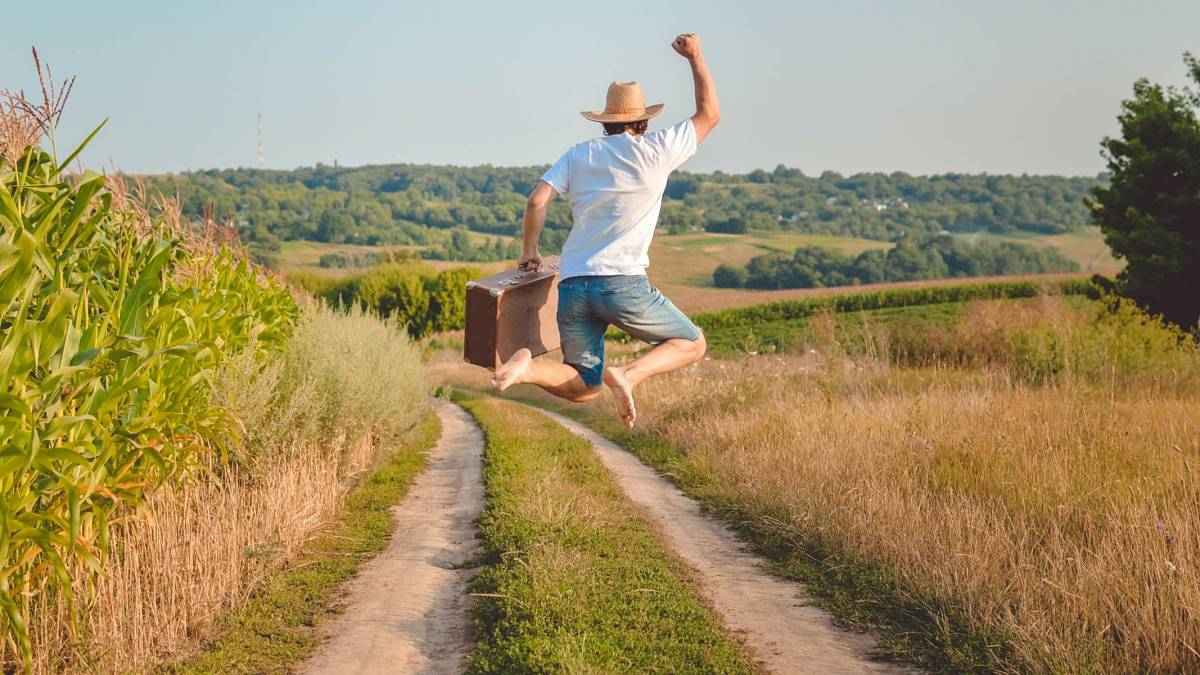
[464,257,561,370]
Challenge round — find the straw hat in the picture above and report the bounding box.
[581,81,664,123]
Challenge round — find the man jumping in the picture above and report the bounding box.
[491,33,720,428]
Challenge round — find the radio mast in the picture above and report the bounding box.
[256,113,264,169]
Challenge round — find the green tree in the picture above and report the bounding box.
[706,216,748,234]
[355,264,431,337]
[1090,53,1200,328]
[424,267,478,333]
[712,264,747,288]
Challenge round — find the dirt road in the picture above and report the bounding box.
[530,406,910,674]
[301,401,484,675]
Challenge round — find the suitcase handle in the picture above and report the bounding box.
[515,262,561,276]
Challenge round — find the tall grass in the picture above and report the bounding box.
[24,305,427,673]
[573,298,1200,672]
[833,294,1199,386]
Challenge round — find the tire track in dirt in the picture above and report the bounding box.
[301,401,484,675]
[528,406,913,675]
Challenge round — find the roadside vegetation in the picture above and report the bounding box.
[163,410,439,674]
[457,395,757,674]
[481,291,1200,673]
[22,300,431,674]
[2,68,431,673]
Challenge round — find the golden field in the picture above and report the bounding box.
[434,295,1200,672]
[618,362,1199,672]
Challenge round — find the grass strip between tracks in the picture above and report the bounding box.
[161,413,441,674]
[524,396,1007,673]
[456,393,757,674]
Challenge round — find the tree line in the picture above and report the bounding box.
[140,163,1102,267]
[713,235,1079,289]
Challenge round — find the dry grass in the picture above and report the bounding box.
[614,361,1198,672]
[31,431,374,672]
[576,323,1196,671]
[22,305,428,673]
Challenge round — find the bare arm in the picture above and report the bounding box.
[519,181,556,271]
[672,33,720,143]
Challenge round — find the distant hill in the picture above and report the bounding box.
[142,163,1104,265]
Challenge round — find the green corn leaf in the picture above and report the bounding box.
[55,119,108,174]
[0,396,32,420]
[44,416,96,441]
[68,488,80,556]
[0,185,23,230]
[69,348,100,367]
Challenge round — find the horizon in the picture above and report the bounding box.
[135,158,1110,180]
[5,1,1198,177]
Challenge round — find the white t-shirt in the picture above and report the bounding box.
[540,118,697,280]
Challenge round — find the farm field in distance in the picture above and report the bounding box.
[948,226,1120,275]
[273,231,514,278]
[274,225,1117,313]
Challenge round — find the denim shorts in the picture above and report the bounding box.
[557,274,702,388]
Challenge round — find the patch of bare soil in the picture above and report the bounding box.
[301,402,484,675]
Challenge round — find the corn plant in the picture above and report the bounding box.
[0,136,296,670]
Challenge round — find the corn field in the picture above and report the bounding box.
[0,131,297,669]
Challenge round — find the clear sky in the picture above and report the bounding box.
[4,0,1197,176]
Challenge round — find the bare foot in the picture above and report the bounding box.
[492,348,533,391]
[603,367,637,428]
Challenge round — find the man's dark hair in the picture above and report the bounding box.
[602,119,649,136]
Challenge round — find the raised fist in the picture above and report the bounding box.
[671,33,702,60]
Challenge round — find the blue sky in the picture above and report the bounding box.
[4,0,1197,175]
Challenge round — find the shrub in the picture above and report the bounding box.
[290,262,480,339]
[712,263,747,288]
